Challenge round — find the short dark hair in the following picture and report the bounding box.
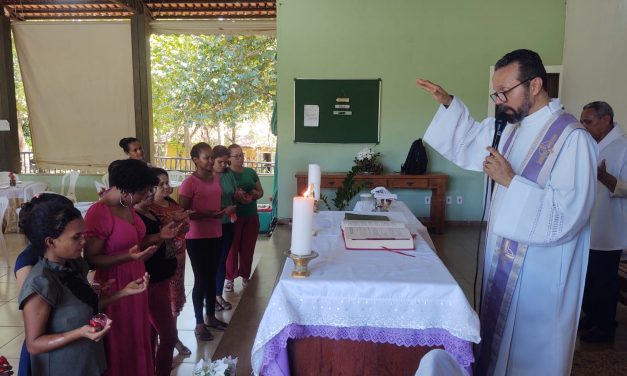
[108,159,158,194]
[495,49,548,91]
[228,144,241,152]
[583,101,614,123]
[21,201,82,256]
[119,137,140,153]
[150,167,168,178]
[190,142,212,160]
[212,145,229,159]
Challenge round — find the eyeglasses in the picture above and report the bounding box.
[230,154,244,158]
[489,77,535,103]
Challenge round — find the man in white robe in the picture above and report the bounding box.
[578,101,627,343]
[417,49,597,375]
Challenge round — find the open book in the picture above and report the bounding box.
[341,219,414,250]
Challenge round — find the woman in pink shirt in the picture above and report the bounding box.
[178,142,233,341]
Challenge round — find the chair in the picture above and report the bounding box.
[167,170,187,188]
[60,171,80,203]
[94,181,107,195]
[414,349,467,376]
[0,197,10,270]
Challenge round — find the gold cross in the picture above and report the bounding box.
[537,134,558,164]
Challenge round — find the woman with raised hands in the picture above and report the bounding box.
[19,200,149,376]
[178,143,230,341]
[83,159,163,376]
[148,167,191,355]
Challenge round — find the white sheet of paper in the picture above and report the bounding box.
[0,120,9,131]
[304,105,319,127]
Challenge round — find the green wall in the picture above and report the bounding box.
[276,0,565,220]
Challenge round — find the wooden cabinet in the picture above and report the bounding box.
[295,172,448,233]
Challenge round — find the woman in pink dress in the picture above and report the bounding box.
[83,159,160,376]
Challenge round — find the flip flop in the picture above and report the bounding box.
[205,319,229,331]
[194,325,214,341]
[216,296,232,311]
[215,302,224,311]
[175,341,191,356]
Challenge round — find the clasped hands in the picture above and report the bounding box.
[484,147,515,187]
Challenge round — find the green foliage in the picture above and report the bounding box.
[12,37,31,148]
[320,166,367,211]
[150,34,276,153]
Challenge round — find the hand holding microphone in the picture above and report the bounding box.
[485,113,515,187]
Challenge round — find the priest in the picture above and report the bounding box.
[417,49,597,375]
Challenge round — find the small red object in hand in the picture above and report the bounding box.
[89,313,109,331]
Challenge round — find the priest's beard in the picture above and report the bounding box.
[496,90,532,124]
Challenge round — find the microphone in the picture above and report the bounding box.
[491,114,508,150]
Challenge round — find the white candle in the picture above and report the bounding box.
[307,163,321,200]
[290,196,314,256]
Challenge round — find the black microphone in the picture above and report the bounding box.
[491,114,508,150]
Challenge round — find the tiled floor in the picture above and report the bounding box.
[2,223,626,375]
[0,231,268,375]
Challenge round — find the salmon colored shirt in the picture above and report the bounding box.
[179,174,222,239]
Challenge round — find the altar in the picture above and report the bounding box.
[251,202,480,375]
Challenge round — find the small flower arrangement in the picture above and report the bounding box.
[354,147,383,174]
[8,171,16,186]
[193,356,237,376]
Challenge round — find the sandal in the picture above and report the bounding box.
[0,356,12,374]
[205,318,229,331]
[175,341,191,356]
[216,296,232,311]
[215,302,224,311]
[224,279,234,292]
[194,325,214,341]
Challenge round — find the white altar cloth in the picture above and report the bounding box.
[251,209,480,374]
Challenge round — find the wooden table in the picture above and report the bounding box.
[295,172,448,233]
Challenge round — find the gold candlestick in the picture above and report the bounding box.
[284,250,319,278]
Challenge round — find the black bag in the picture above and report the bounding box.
[401,138,428,175]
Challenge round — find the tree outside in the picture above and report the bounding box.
[150,34,277,161]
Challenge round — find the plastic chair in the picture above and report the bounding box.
[168,170,187,188]
[0,197,10,270]
[60,171,80,203]
[414,349,467,376]
[94,181,107,195]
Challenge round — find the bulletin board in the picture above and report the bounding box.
[293,78,381,143]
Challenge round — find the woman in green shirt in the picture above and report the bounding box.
[224,144,264,291]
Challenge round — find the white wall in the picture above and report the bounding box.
[562,0,627,126]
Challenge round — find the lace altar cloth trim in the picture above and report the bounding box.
[260,324,474,374]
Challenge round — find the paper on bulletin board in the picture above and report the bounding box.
[0,120,9,131]
[303,105,319,127]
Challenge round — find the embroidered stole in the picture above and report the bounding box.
[476,112,582,375]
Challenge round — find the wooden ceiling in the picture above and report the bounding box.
[0,1,276,20]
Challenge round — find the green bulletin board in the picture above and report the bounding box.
[293,79,381,143]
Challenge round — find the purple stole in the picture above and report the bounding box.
[476,112,581,375]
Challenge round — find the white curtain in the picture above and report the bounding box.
[13,21,136,173]
[150,19,276,36]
